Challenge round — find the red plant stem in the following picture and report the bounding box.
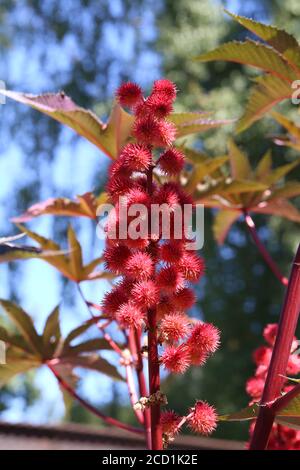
[133,328,152,449]
[249,244,300,450]
[272,383,300,414]
[146,162,163,450]
[47,362,143,435]
[243,212,288,286]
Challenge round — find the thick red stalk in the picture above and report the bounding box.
[249,244,300,450]
[244,212,288,286]
[47,362,143,435]
[147,307,163,450]
[146,162,163,450]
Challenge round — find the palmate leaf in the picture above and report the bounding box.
[0,90,133,159]
[195,40,297,81]
[0,302,125,388]
[236,75,293,133]
[11,225,106,282]
[11,192,107,222]
[185,156,229,192]
[228,139,252,179]
[213,209,241,245]
[194,141,300,243]
[196,11,300,132]
[224,10,300,69]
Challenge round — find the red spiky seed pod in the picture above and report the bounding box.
[131,280,159,309]
[161,344,191,374]
[133,115,176,147]
[116,82,143,108]
[187,322,220,356]
[157,148,185,175]
[116,302,145,329]
[171,287,196,311]
[152,79,177,101]
[179,252,205,282]
[159,240,184,263]
[160,312,190,343]
[156,265,184,293]
[125,251,154,281]
[103,244,131,274]
[263,323,298,352]
[160,410,181,436]
[101,280,132,318]
[119,143,152,172]
[145,92,173,119]
[187,401,217,436]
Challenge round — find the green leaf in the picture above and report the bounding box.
[219,403,259,422]
[237,75,292,133]
[195,40,296,81]
[0,300,42,356]
[63,321,95,346]
[59,354,124,381]
[271,111,300,140]
[255,150,272,180]
[65,338,118,355]
[269,181,300,200]
[67,225,83,281]
[224,10,300,69]
[220,179,268,195]
[213,209,240,245]
[265,159,300,185]
[0,91,134,159]
[277,392,300,417]
[253,198,300,222]
[228,140,252,179]
[42,306,61,356]
[186,156,228,192]
[0,359,38,387]
[171,116,233,138]
[11,192,100,222]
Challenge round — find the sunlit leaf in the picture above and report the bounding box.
[225,10,300,69]
[59,354,124,381]
[42,306,61,356]
[228,139,252,179]
[195,40,296,81]
[213,209,241,245]
[0,300,43,356]
[11,192,105,222]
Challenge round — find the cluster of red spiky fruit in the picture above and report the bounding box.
[101,79,220,442]
[247,323,300,449]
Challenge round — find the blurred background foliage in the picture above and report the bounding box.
[0,0,299,441]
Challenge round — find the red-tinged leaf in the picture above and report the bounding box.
[276,416,300,430]
[59,354,124,381]
[67,225,83,282]
[42,306,61,357]
[225,10,300,69]
[236,75,292,133]
[265,159,300,186]
[0,90,133,159]
[218,403,259,421]
[255,150,272,180]
[11,192,102,222]
[0,300,43,356]
[269,182,300,200]
[213,209,241,245]
[195,40,296,81]
[228,139,252,179]
[252,198,300,222]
